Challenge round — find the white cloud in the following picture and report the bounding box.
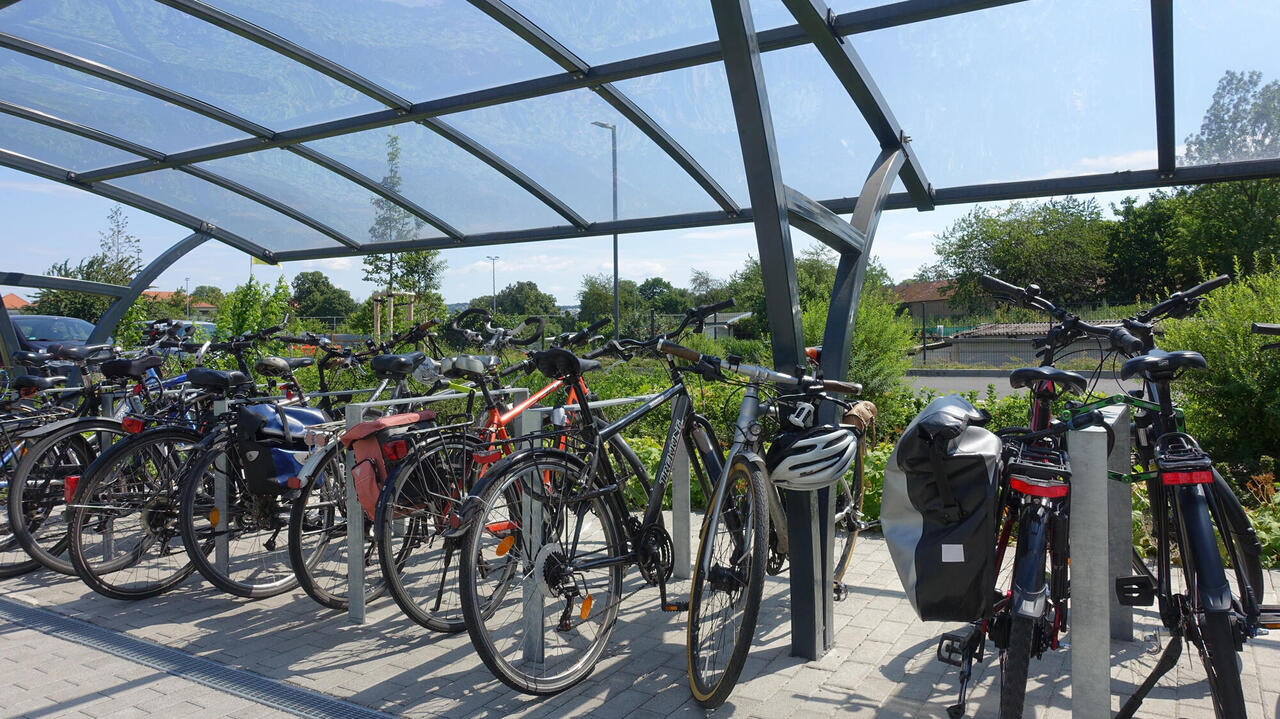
[902,230,936,242]
[296,257,357,271]
[676,227,755,241]
[0,179,79,196]
[1043,145,1188,179]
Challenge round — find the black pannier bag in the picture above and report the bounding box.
[236,404,328,495]
[882,394,1002,622]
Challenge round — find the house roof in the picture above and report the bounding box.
[953,321,1123,338]
[894,280,951,304]
[3,293,30,310]
[191,302,216,309]
[142,290,177,301]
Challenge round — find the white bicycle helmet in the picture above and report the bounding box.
[765,424,858,491]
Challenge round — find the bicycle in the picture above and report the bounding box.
[451,300,860,705]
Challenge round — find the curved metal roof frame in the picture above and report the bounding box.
[0,0,1276,266]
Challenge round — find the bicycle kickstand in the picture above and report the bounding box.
[937,623,983,718]
[1115,632,1182,719]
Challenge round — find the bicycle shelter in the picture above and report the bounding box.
[1,0,1279,661]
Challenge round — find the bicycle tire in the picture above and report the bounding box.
[999,615,1035,719]
[67,427,202,600]
[178,443,299,599]
[288,441,387,610]
[1196,610,1248,719]
[9,419,128,575]
[460,450,625,695]
[376,431,483,632]
[687,454,768,708]
[1210,472,1265,605]
[832,448,866,582]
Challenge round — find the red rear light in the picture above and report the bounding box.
[122,417,145,434]
[1010,476,1069,498]
[63,475,80,503]
[1162,470,1213,485]
[131,383,144,395]
[382,439,408,462]
[286,476,303,490]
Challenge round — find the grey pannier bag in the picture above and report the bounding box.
[882,394,1002,622]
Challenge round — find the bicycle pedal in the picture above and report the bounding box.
[937,627,977,667]
[662,602,688,613]
[1115,575,1156,607]
[832,582,847,602]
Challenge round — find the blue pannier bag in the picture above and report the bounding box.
[236,403,327,494]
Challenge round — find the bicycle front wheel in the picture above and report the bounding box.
[832,452,865,583]
[460,450,625,695]
[687,454,768,708]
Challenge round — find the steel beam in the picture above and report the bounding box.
[0,303,22,371]
[784,185,866,255]
[0,150,277,261]
[88,232,210,345]
[468,0,741,214]
[782,0,933,210]
[1150,0,1175,175]
[68,1,1023,186]
[0,34,457,238]
[181,167,362,249]
[0,100,163,159]
[712,0,804,372]
[0,272,131,297]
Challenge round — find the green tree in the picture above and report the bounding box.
[637,276,692,314]
[98,205,142,267]
[31,205,143,323]
[474,281,558,317]
[1106,193,1181,303]
[930,198,1110,312]
[191,285,224,305]
[291,271,357,319]
[362,134,448,320]
[689,269,731,305]
[218,275,292,337]
[1184,70,1280,164]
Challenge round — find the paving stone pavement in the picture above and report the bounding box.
[1,534,1276,718]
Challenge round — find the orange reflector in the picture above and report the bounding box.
[1161,470,1213,485]
[208,508,220,527]
[580,594,593,620]
[122,417,145,434]
[495,535,515,557]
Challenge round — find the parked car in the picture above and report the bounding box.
[9,314,96,352]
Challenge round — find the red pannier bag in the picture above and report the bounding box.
[338,410,436,519]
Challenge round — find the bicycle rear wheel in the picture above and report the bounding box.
[67,427,201,600]
[460,450,625,695]
[178,444,299,599]
[9,420,128,575]
[376,432,482,631]
[288,442,386,610]
[687,454,768,708]
[832,449,865,582]
[1196,610,1247,719]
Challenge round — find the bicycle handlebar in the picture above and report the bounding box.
[507,316,546,346]
[1252,323,1280,336]
[567,317,610,347]
[1136,274,1230,323]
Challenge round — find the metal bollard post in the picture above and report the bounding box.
[514,398,544,667]
[344,402,367,624]
[672,440,691,579]
[1069,420,1114,715]
[1103,405,1133,640]
[212,399,229,576]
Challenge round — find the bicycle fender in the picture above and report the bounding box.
[443,447,590,540]
[1012,504,1050,619]
[294,441,341,491]
[19,415,122,440]
[1176,485,1234,613]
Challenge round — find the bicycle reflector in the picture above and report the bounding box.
[122,417,145,434]
[63,475,79,503]
[1006,442,1070,498]
[382,439,408,462]
[1156,433,1214,486]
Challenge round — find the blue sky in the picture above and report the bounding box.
[0,0,1275,306]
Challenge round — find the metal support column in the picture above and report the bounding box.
[88,232,211,346]
[712,0,811,657]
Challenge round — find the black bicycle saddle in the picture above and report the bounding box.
[1009,367,1088,396]
[1119,350,1207,382]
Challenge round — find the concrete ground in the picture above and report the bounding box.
[1,534,1277,719]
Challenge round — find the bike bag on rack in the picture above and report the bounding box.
[339,410,437,519]
[882,394,1001,622]
[236,404,328,495]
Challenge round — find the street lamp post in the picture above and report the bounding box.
[591,120,620,340]
[184,276,190,319]
[485,255,499,314]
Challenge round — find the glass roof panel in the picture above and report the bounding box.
[305,122,565,235]
[505,1,717,66]
[855,0,1155,187]
[107,170,347,253]
[0,0,379,131]
[197,150,394,246]
[761,43,883,203]
[1174,0,1280,165]
[0,53,248,154]
[614,63,748,208]
[204,0,565,105]
[447,88,718,223]
[0,113,143,171]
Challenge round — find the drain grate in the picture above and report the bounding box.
[0,596,400,719]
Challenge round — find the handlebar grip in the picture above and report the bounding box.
[583,345,608,360]
[499,358,533,378]
[821,378,862,395]
[656,339,702,363]
[979,274,1022,296]
[1108,326,1144,355]
[1067,410,1104,431]
[415,319,438,334]
[1185,274,1231,299]
[277,336,310,344]
[695,298,736,317]
[1251,322,1280,336]
[508,316,546,346]
[449,307,490,331]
